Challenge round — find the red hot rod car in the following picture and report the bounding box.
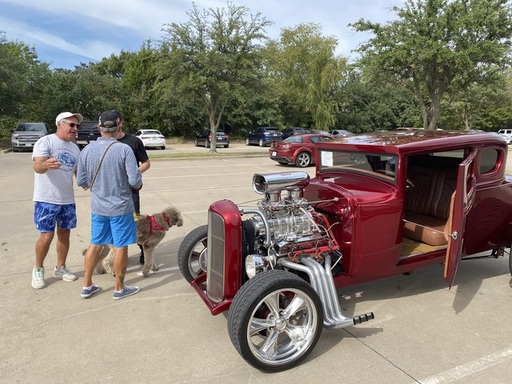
[178,130,512,372]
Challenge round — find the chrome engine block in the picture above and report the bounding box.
[242,172,337,264]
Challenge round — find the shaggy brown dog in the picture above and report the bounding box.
[92,206,183,277]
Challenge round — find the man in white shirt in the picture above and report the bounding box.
[31,112,82,289]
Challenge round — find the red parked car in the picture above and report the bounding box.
[178,130,512,372]
[269,133,332,167]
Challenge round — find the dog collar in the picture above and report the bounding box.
[162,212,172,227]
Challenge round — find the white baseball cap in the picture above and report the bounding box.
[55,112,84,125]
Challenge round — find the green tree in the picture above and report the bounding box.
[351,0,512,130]
[265,23,344,130]
[0,33,50,118]
[41,63,123,123]
[336,67,421,132]
[441,71,512,131]
[157,1,271,152]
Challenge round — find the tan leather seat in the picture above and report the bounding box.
[404,167,457,246]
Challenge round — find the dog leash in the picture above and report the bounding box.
[89,141,118,191]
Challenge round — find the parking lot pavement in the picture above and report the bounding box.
[1,150,512,383]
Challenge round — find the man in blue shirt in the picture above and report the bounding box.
[77,110,142,300]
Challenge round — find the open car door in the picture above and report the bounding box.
[444,148,478,288]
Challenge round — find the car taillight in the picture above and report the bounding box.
[208,134,212,140]
[225,135,229,139]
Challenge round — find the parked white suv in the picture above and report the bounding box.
[498,129,512,144]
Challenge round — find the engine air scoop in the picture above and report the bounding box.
[253,171,310,194]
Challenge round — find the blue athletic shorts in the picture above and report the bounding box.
[91,212,136,248]
[34,202,77,232]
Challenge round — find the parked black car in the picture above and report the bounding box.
[76,121,100,149]
[281,127,310,140]
[195,130,230,148]
[245,127,282,147]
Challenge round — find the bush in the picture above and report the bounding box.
[0,115,19,139]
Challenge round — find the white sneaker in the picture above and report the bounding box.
[32,267,46,289]
[53,264,78,281]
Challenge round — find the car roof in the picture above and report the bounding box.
[318,130,507,154]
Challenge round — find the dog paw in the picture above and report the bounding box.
[151,264,160,272]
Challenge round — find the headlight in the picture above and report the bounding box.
[245,254,269,279]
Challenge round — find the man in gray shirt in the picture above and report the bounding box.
[77,110,142,300]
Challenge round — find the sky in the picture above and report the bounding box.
[0,0,402,70]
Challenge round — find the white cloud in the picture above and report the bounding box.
[0,0,403,68]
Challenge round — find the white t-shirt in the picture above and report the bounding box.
[32,134,81,204]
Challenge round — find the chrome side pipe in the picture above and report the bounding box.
[280,255,374,329]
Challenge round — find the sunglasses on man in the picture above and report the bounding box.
[62,121,81,128]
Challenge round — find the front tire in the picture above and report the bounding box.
[227,270,323,372]
[178,225,208,283]
[295,152,311,167]
[258,139,265,147]
[509,247,512,276]
[245,138,250,146]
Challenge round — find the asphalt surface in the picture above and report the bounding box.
[1,142,512,384]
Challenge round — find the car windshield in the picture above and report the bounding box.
[284,136,303,143]
[142,130,161,135]
[318,149,397,185]
[17,123,46,132]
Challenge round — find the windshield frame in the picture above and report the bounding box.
[317,149,398,185]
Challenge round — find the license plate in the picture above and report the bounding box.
[271,151,276,156]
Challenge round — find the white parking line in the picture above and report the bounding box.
[416,347,512,384]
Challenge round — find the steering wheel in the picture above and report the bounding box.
[376,169,415,190]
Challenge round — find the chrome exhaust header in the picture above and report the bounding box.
[280,255,375,329]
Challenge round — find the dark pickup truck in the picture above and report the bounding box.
[76,121,100,149]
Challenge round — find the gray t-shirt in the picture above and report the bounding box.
[32,134,80,205]
[76,137,142,216]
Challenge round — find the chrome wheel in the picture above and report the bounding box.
[228,270,323,372]
[295,152,311,167]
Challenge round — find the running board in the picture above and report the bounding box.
[280,256,375,329]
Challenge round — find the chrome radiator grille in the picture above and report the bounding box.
[206,211,225,303]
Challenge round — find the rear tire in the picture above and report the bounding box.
[258,139,265,147]
[295,152,311,167]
